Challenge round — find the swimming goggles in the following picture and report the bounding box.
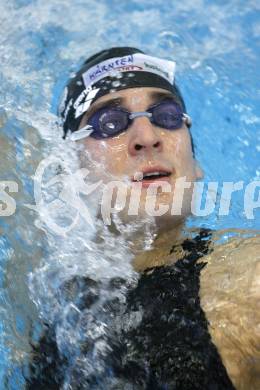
[69,99,192,141]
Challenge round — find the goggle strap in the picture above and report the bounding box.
[183,113,192,128]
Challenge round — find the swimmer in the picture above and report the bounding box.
[28,47,260,389]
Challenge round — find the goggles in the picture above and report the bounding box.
[69,99,192,141]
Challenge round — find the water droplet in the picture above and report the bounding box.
[133,172,143,181]
[109,70,121,78]
[112,80,121,88]
[159,31,182,49]
[203,66,218,85]
[190,61,201,69]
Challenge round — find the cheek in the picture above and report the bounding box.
[82,138,109,161]
[164,129,192,156]
[81,136,129,175]
[164,130,195,173]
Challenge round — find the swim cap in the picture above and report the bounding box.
[59,47,187,139]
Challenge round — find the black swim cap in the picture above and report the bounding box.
[59,47,187,139]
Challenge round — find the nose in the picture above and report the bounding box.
[128,116,163,155]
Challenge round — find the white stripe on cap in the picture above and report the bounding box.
[74,87,100,119]
[82,53,176,89]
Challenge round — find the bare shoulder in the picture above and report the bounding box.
[199,234,260,390]
[200,234,260,299]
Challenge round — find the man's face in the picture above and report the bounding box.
[78,87,202,226]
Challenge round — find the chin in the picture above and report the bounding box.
[111,193,188,230]
[97,180,193,230]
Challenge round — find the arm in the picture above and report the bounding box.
[200,235,260,390]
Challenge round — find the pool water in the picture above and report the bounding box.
[0,0,259,388]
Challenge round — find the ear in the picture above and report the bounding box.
[194,160,204,180]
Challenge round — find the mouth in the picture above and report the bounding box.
[132,167,173,187]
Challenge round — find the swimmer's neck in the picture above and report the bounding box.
[96,216,185,272]
[132,222,185,272]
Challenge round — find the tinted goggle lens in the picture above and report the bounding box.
[150,100,183,129]
[91,108,129,138]
[87,99,187,139]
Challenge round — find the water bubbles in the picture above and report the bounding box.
[111,80,121,88]
[108,70,122,79]
[1,0,259,386]
[159,31,183,49]
[190,60,201,69]
[203,66,218,85]
[133,172,143,182]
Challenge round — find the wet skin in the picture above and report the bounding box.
[78,87,202,228]
[77,87,260,390]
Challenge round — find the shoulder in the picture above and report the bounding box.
[200,233,260,302]
[199,234,260,390]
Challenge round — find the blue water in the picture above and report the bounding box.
[0,0,259,387]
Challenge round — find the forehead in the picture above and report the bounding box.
[90,87,175,108]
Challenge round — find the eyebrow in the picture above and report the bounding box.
[85,97,122,120]
[84,90,176,121]
[150,91,176,102]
